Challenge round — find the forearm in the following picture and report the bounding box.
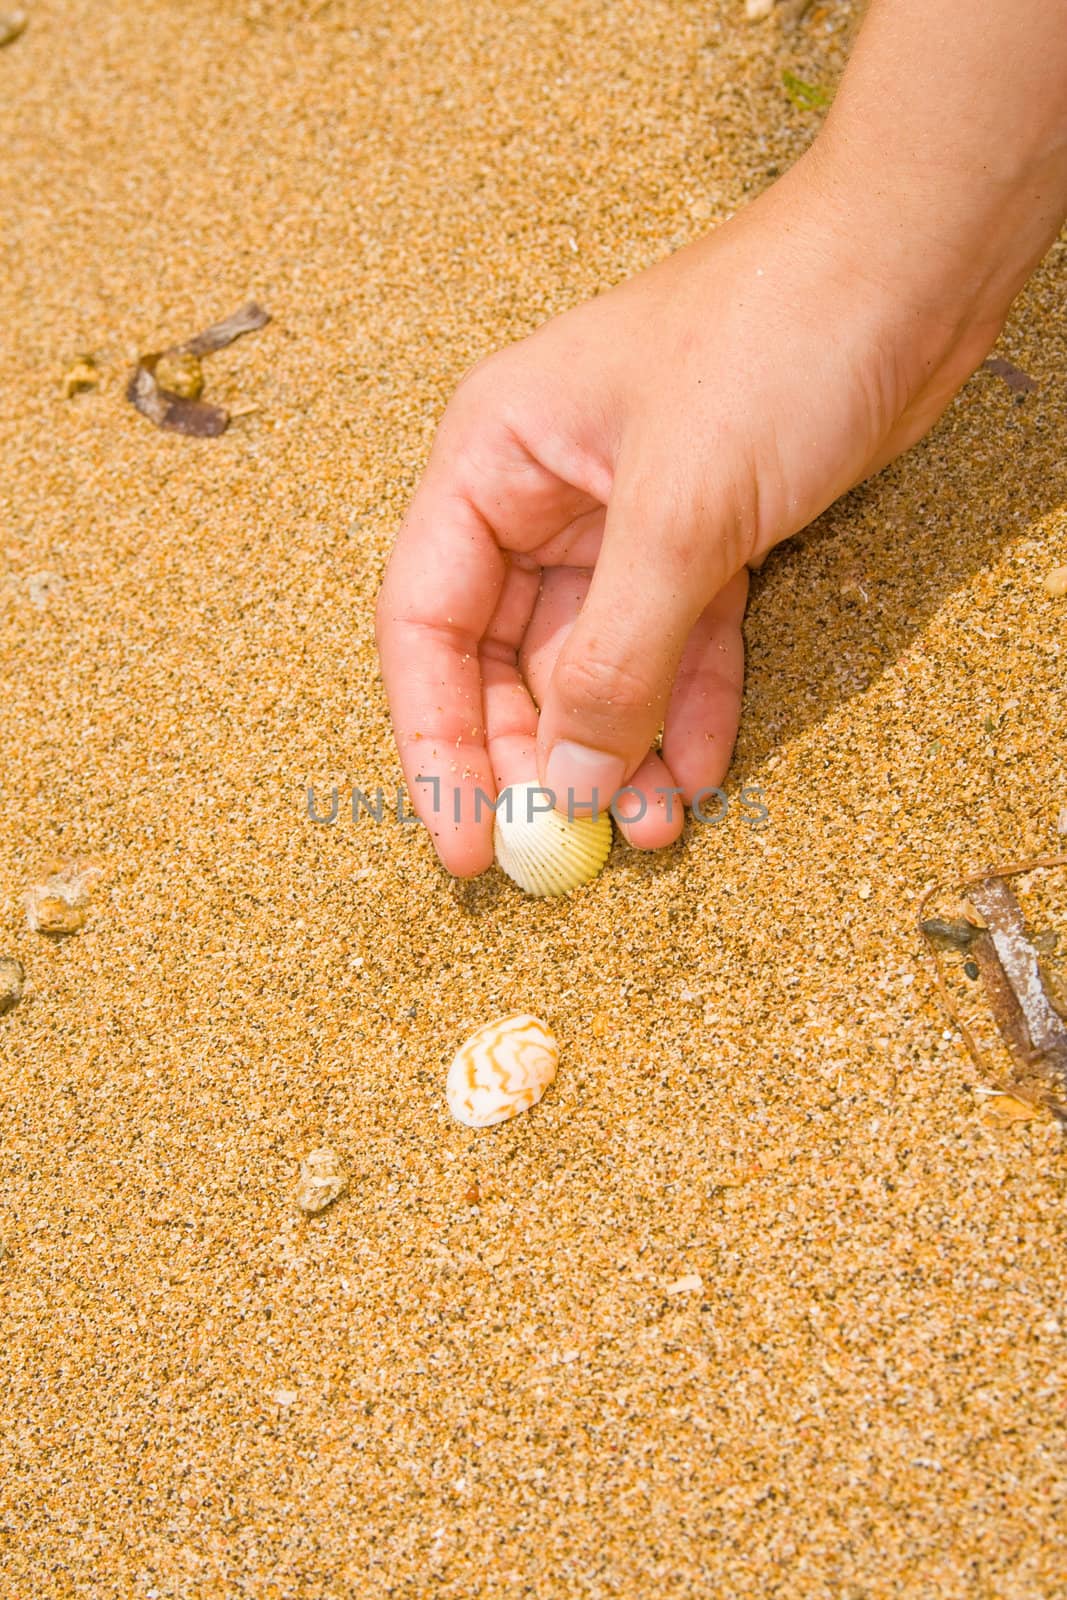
[806,0,1067,324]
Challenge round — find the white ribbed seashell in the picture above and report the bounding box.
[493,781,612,897]
[446,1013,559,1129]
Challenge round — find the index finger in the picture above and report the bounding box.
[375,469,506,877]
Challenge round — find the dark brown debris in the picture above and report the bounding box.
[181,303,270,356]
[981,355,1037,399]
[126,302,270,436]
[127,358,228,437]
[918,916,980,952]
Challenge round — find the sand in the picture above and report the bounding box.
[1,1,1065,1594]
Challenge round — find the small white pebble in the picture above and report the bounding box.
[665,1272,704,1296]
[1043,565,1067,598]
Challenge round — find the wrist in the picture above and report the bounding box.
[807,132,1063,336]
[798,0,1067,337]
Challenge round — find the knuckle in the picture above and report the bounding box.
[555,644,656,717]
[440,353,529,472]
[451,347,512,411]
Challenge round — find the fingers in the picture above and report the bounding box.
[530,504,606,570]
[600,748,687,849]
[517,566,590,697]
[534,459,743,813]
[520,569,686,847]
[376,364,613,878]
[661,570,748,800]
[375,482,506,877]
[481,559,542,791]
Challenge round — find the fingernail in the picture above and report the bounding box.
[544,741,626,815]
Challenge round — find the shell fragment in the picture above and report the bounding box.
[295,1146,347,1214]
[446,1013,559,1128]
[0,957,24,1016]
[25,861,102,935]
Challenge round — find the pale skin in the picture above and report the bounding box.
[376,0,1067,877]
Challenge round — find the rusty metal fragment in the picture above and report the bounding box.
[965,875,1067,1112]
[920,855,1067,1123]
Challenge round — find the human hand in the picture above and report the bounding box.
[374,146,1027,877]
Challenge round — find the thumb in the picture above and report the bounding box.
[535,466,737,812]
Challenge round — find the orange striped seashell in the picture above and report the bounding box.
[446,1013,559,1129]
